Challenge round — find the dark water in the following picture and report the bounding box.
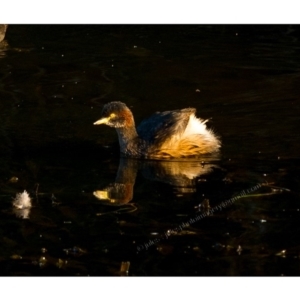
[0,25,300,276]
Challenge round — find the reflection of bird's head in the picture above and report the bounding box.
[94,101,134,128]
[93,183,134,206]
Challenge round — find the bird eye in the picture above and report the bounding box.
[110,113,116,118]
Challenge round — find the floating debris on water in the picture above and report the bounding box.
[12,190,32,219]
[39,256,47,267]
[63,246,86,257]
[276,250,286,257]
[13,190,32,209]
[237,245,242,255]
[120,261,130,276]
[56,259,68,269]
[10,254,22,260]
[9,176,19,183]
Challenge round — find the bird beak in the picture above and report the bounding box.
[93,117,110,125]
[93,190,116,204]
[93,190,109,199]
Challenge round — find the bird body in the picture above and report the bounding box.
[94,101,220,159]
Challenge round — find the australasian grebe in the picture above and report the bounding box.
[94,101,221,159]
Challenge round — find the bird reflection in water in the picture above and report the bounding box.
[93,154,220,207]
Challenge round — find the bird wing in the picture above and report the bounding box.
[137,108,196,146]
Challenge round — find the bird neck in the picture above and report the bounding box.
[115,125,139,155]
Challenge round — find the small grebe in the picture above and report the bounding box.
[94,101,220,159]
